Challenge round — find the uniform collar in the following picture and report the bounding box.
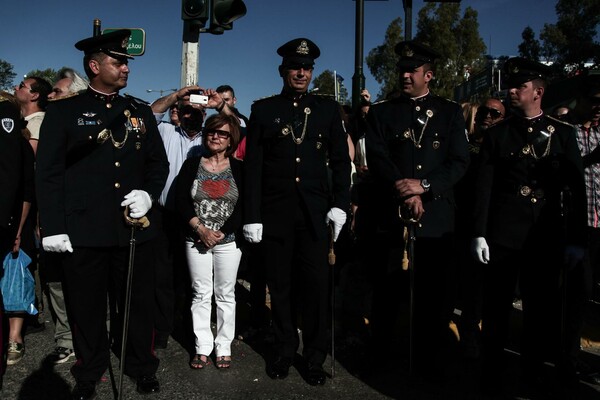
[280,89,308,102]
[88,85,119,107]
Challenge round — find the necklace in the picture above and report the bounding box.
[287,107,311,145]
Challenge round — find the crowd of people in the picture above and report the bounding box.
[1,27,599,400]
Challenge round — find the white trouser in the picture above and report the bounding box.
[185,240,241,357]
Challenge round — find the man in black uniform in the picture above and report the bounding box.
[365,40,469,378]
[471,57,586,392]
[36,30,169,400]
[243,38,350,386]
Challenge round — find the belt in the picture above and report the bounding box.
[518,185,545,203]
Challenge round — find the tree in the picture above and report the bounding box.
[415,3,487,99]
[0,59,17,90]
[25,68,58,85]
[518,26,541,61]
[539,0,600,74]
[366,17,403,100]
[311,69,349,104]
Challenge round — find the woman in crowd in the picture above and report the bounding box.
[176,113,243,370]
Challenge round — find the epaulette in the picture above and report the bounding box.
[252,94,278,104]
[546,114,575,128]
[0,94,7,102]
[48,92,79,102]
[124,93,150,106]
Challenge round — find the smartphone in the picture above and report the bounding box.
[189,94,208,105]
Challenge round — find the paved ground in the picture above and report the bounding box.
[2,281,600,400]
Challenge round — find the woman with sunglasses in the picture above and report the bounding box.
[176,113,243,370]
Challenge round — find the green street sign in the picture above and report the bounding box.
[102,28,146,56]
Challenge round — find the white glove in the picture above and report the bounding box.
[42,234,73,253]
[471,237,490,264]
[243,223,263,243]
[121,190,152,218]
[326,207,347,242]
[564,245,584,271]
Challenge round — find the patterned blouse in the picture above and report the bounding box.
[189,162,239,244]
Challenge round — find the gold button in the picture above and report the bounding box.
[115,162,121,167]
[114,182,120,188]
[88,136,93,140]
[295,177,300,182]
[415,106,421,111]
[293,102,298,107]
[531,198,537,203]
[296,157,301,163]
[106,103,112,109]
[416,164,422,170]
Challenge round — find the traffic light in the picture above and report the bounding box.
[207,0,247,34]
[182,0,210,27]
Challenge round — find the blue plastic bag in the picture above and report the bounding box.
[0,250,38,315]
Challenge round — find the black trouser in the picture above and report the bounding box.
[263,206,329,366]
[153,208,177,339]
[62,243,159,381]
[482,242,562,378]
[370,233,457,374]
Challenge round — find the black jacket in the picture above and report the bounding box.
[36,89,169,247]
[365,92,469,238]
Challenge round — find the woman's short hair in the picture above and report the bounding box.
[202,113,241,158]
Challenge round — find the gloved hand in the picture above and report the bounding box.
[121,190,152,218]
[243,223,263,243]
[471,237,490,264]
[326,207,347,242]
[42,234,73,253]
[564,245,585,271]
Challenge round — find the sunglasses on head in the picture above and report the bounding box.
[205,129,230,139]
[477,106,503,119]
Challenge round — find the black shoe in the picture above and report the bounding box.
[306,364,327,386]
[266,357,292,380]
[72,381,97,400]
[136,374,160,394]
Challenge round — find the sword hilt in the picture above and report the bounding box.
[123,207,150,229]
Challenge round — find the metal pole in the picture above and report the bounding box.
[403,0,412,41]
[352,0,365,111]
[181,21,200,87]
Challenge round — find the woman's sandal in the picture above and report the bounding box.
[190,354,211,369]
[216,356,231,369]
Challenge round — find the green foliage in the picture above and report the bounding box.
[518,26,541,61]
[366,17,403,100]
[25,68,58,85]
[538,0,599,74]
[312,69,349,104]
[0,59,17,90]
[415,3,487,99]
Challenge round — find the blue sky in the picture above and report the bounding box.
[1,0,558,117]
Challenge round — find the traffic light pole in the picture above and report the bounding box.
[352,0,365,111]
[181,21,200,87]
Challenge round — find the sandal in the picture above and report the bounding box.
[216,356,231,369]
[190,354,211,369]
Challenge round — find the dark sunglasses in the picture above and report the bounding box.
[588,96,600,105]
[19,81,33,91]
[205,129,230,139]
[477,106,503,119]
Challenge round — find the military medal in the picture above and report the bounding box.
[282,126,290,136]
[520,186,532,196]
[97,128,110,143]
[316,142,322,149]
[403,130,411,139]
[426,110,433,118]
[433,140,440,149]
[521,145,531,155]
[135,142,141,150]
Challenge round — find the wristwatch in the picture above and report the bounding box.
[420,179,431,192]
